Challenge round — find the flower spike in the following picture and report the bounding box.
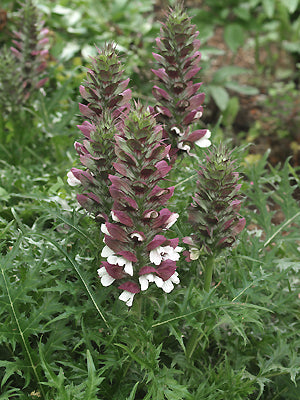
[184,145,246,258]
[68,43,132,221]
[0,0,49,111]
[98,105,181,305]
[151,2,210,155]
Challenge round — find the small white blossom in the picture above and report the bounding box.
[101,224,110,236]
[195,130,211,148]
[153,272,180,293]
[67,171,81,186]
[194,111,203,119]
[101,245,133,276]
[139,273,155,291]
[178,142,191,152]
[119,290,135,307]
[97,266,115,286]
[130,232,144,241]
[165,213,179,229]
[161,272,180,293]
[150,245,183,266]
[111,211,120,222]
[171,126,184,136]
[190,247,200,260]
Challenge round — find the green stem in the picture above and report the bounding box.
[130,294,143,320]
[204,254,214,292]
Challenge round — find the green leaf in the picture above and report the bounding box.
[209,85,229,111]
[114,343,153,370]
[224,24,246,53]
[0,187,10,202]
[126,381,140,400]
[263,0,275,17]
[85,350,104,399]
[280,0,299,13]
[213,66,250,84]
[225,82,259,95]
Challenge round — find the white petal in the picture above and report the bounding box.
[97,267,106,277]
[150,248,162,266]
[162,279,174,293]
[124,261,133,276]
[107,255,118,265]
[154,276,164,288]
[130,232,144,241]
[139,275,149,291]
[101,224,110,236]
[67,171,81,186]
[165,213,179,229]
[101,245,114,258]
[194,111,203,119]
[178,142,191,152]
[170,126,181,135]
[162,246,181,262]
[147,273,155,282]
[139,273,155,291]
[190,248,200,260]
[195,130,212,148]
[111,211,120,222]
[170,271,180,284]
[119,291,135,307]
[101,273,115,287]
[126,293,135,307]
[175,246,183,253]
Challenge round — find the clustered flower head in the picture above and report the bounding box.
[67,43,132,221]
[150,2,211,156]
[97,105,181,306]
[183,145,246,259]
[0,0,49,110]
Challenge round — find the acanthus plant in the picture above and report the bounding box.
[97,105,181,306]
[67,43,132,221]
[150,3,211,156]
[183,145,246,291]
[0,0,49,111]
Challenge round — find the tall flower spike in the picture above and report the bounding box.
[183,145,246,259]
[151,2,210,155]
[97,105,181,306]
[0,0,49,112]
[10,0,49,105]
[68,43,132,221]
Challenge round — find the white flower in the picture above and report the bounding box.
[156,271,180,293]
[119,290,135,307]
[97,266,115,286]
[171,126,184,136]
[195,130,211,148]
[194,111,203,119]
[139,273,155,291]
[67,171,81,186]
[130,232,144,241]
[165,213,179,229]
[111,211,120,222]
[101,224,110,236]
[101,245,133,276]
[178,142,191,152]
[150,245,183,266]
[190,247,200,260]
